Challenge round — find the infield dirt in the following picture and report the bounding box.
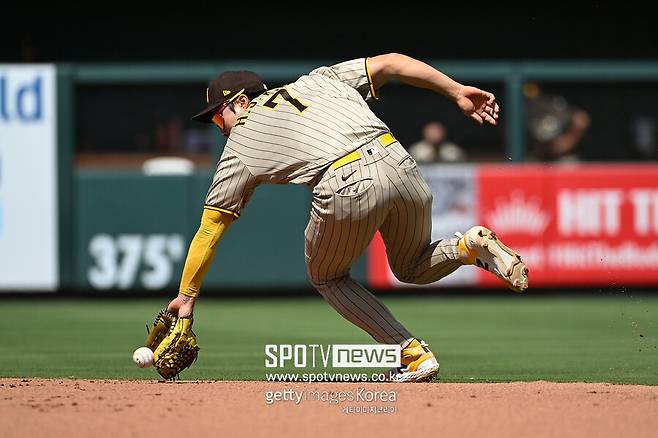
[1,379,657,437]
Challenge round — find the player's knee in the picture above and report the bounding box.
[309,278,339,302]
[395,274,433,285]
[307,267,330,291]
[307,269,347,294]
[395,274,417,284]
[306,265,321,288]
[421,190,433,209]
[389,266,416,284]
[306,259,343,288]
[390,267,435,285]
[308,276,325,290]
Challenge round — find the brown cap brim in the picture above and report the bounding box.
[191,101,223,123]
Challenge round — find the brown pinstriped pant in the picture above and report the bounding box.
[305,136,462,344]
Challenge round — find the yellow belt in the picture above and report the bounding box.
[331,133,397,170]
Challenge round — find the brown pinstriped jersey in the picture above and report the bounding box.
[205,58,391,217]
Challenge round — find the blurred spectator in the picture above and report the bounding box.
[155,116,216,155]
[182,127,216,154]
[525,83,590,162]
[155,116,183,154]
[408,121,467,163]
[630,115,656,160]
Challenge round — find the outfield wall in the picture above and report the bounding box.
[72,163,658,292]
[3,62,658,292]
[5,160,658,293]
[74,170,315,291]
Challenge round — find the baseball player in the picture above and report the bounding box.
[150,53,528,382]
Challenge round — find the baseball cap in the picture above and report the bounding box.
[191,70,267,123]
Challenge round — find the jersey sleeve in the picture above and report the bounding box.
[204,148,257,218]
[309,57,379,102]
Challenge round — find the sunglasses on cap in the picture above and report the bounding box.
[211,89,245,131]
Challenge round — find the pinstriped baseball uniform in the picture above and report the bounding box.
[206,58,463,344]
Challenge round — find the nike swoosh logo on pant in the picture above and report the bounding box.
[342,170,357,181]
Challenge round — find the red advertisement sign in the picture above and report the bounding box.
[478,164,658,287]
[368,164,658,289]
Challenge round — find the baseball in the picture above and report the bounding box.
[133,347,154,368]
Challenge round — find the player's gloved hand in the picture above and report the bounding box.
[152,315,200,380]
[144,308,176,353]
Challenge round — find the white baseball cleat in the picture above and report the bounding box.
[388,339,439,383]
[456,226,529,292]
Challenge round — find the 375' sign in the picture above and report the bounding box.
[88,234,184,289]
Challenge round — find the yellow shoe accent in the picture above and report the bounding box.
[407,352,435,372]
[457,233,477,265]
[390,339,440,383]
[457,226,529,293]
[401,339,429,365]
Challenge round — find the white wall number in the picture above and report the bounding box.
[88,234,185,289]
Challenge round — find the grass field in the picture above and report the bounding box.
[1,295,656,384]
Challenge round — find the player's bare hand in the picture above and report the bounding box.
[167,293,196,317]
[455,86,499,125]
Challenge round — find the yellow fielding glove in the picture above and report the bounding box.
[144,309,176,352]
[152,316,200,380]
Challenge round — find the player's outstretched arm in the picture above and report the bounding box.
[166,208,234,317]
[367,53,499,125]
[139,208,232,378]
